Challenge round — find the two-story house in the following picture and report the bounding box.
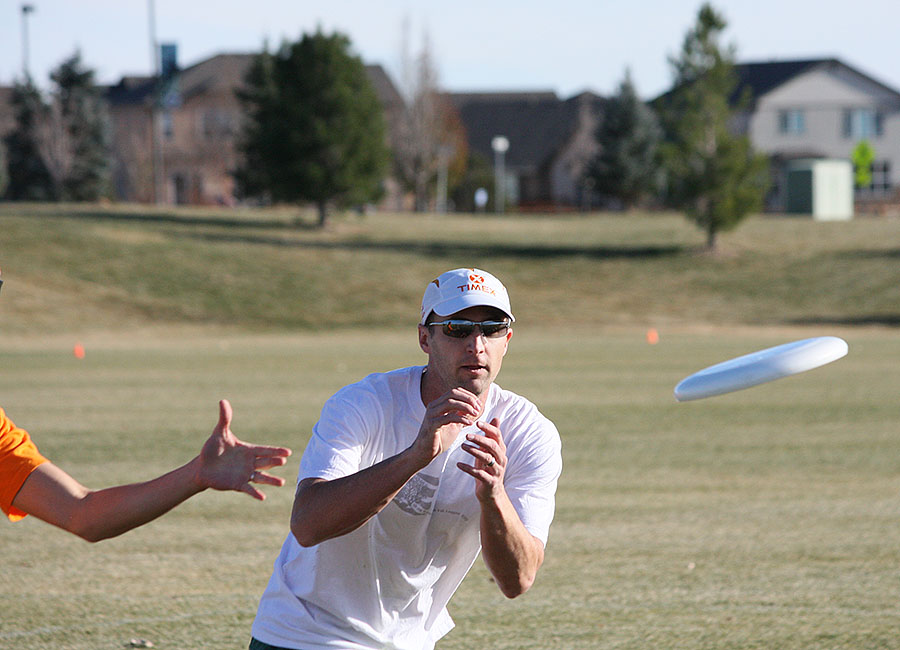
[732,58,900,212]
[449,90,606,210]
[104,51,404,207]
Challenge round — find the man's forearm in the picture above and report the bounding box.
[291,447,427,547]
[14,460,205,542]
[479,490,545,598]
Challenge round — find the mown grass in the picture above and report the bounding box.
[1,202,898,334]
[1,327,899,649]
[1,203,899,648]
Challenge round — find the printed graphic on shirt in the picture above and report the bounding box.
[393,473,440,515]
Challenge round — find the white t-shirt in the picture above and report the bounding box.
[251,366,562,650]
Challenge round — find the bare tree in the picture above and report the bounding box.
[35,96,75,198]
[392,21,466,212]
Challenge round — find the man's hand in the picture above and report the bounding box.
[458,417,507,501]
[409,388,482,467]
[195,399,292,500]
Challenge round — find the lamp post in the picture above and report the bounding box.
[21,4,35,80]
[148,0,163,204]
[491,135,509,214]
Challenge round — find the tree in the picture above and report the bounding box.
[658,3,769,251]
[2,52,111,201]
[391,23,468,212]
[0,140,8,198]
[586,69,662,209]
[851,140,875,188]
[3,79,53,200]
[236,31,389,226]
[49,52,112,201]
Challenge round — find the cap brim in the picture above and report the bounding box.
[430,294,515,322]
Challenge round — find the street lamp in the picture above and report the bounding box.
[491,135,509,214]
[21,4,35,80]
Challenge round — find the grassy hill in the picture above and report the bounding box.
[1,202,898,334]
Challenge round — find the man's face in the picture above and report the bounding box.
[418,305,513,400]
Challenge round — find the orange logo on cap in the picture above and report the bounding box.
[469,273,484,283]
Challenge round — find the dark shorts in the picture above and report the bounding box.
[249,638,297,650]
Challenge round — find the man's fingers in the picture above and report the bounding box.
[252,471,286,487]
[254,454,290,470]
[248,444,292,458]
[217,399,233,431]
[241,483,267,501]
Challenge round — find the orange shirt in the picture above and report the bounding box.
[1,407,49,521]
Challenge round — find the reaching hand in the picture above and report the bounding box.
[412,388,482,466]
[195,400,292,500]
[458,417,507,501]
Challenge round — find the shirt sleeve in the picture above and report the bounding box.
[0,408,50,522]
[298,385,382,483]
[502,413,563,547]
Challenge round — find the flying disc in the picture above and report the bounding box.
[674,336,848,402]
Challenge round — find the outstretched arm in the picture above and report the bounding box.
[458,418,545,598]
[11,400,291,542]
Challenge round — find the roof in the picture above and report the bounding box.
[449,91,604,170]
[656,57,900,106]
[104,52,402,110]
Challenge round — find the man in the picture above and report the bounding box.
[250,268,562,650]
[0,270,293,539]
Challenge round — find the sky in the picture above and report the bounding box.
[2,0,899,100]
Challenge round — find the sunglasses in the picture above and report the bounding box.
[428,319,511,339]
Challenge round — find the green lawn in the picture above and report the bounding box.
[2,327,899,649]
[1,203,898,333]
[1,204,899,648]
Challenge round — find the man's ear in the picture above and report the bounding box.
[502,328,513,356]
[418,324,431,354]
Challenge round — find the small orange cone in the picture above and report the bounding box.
[73,343,85,359]
[646,328,659,345]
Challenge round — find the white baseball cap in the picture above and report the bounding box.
[420,268,515,325]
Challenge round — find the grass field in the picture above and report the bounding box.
[1,205,899,648]
[1,202,898,333]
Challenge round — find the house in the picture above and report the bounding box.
[449,90,606,210]
[730,58,900,212]
[0,51,404,206]
[104,51,404,206]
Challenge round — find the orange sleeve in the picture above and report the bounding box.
[1,407,50,521]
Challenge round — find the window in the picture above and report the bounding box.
[778,109,805,134]
[202,109,235,140]
[843,108,883,139]
[869,160,891,194]
[162,111,174,140]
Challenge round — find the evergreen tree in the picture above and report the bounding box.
[236,31,389,226]
[2,53,111,201]
[658,3,769,250]
[3,79,53,200]
[586,69,662,209]
[0,141,8,198]
[50,52,112,201]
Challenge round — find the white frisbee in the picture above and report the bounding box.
[674,336,848,402]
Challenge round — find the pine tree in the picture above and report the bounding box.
[50,52,112,201]
[3,79,53,200]
[658,3,769,251]
[0,140,8,198]
[2,53,111,201]
[236,31,389,226]
[586,69,662,210]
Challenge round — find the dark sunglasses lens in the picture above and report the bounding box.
[481,322,509,337]
[442,321,475,338]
